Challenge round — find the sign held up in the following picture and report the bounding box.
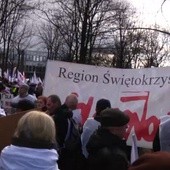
[43,60,170,148]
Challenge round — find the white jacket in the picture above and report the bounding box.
[81,117,100,158]
[0,145,59,170]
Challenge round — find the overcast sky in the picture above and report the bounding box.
[128,0,170,29]
[33,0,170,29]
[29,0,170,51]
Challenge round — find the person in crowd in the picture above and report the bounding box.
[11,84,37,108]
[65,93,82,129]
[81,98,111,158]
[35,95,47,112]
[0,82,10,94]
[52,93,83,147]
[128,151,170,170]
[10,83,19,97]
[65,93,78,111]
[35,82,43,98]
[87,108,130,170]
[0,110,59,170]
[28,83,37,96]
[47,94,73,147]
[153,115,170,152]
[46,95,61,116]
[15,99,35,112]
[54,94,84,170]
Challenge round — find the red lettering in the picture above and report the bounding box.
[77,97,94,125]
[121,91,160,142]
[75,91,164,144]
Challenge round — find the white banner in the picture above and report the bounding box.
[43,60,170,148]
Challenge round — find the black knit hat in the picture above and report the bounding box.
[95,108,129,127]
[96,99,111,113]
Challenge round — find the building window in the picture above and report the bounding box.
[26,65,29,71]
[40,56,43,61]
[29,66,32,71]
[33,66,35,71]
[36,56,39,61]
[33,56,36,61]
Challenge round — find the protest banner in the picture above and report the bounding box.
[43,60,170,148]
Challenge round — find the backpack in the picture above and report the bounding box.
[64,117,81,152]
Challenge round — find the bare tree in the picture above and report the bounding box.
[0,0,37,75]
[36,0,170,69]
[38,22,64,60]
[139,29,170,68]
[10,21,34,71]
[38,0,119,64]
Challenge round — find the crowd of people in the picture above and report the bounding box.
[1,80,170,170]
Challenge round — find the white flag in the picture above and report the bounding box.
[4,69,10,81]
[32,71,38,84]
[130,133,139,164]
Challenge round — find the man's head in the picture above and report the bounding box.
[65,94,78,111]
[18,84,29,97]
[95,108,129,138]
[46,95,61,115]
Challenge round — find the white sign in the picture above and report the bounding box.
[0,93,13,109]
[0,93,13,115]
[43,60,170,148]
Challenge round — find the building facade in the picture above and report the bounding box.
[8,50,48,79]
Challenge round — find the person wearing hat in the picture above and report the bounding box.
[81,98,111,158]
[86,108,130,170]
[128,151,170,170]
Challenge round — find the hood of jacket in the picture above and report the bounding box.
[0,145,59,170]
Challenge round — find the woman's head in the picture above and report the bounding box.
[14,111,56,144]
[36,96,47,111]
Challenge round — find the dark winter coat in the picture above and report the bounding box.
[152,127,160,152]
[87,128,129,170]
[53,104,86,170]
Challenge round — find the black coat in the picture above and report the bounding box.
[87,128,129,170]
[152,127,160,152]
[53,104,72,147]
[53,105,86,170]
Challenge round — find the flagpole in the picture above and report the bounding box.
[130,133,139,164]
